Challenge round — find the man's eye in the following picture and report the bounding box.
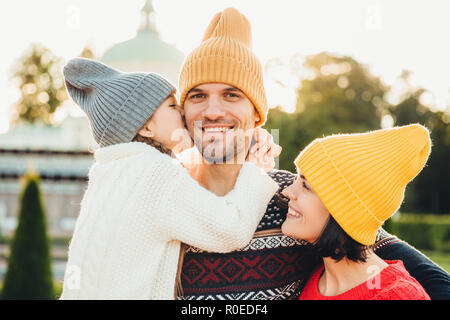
[188,94,205,100]
[302,181,310,191]
[225,93,240,98]
[169,104,177,108]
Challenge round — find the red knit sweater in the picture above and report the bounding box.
[299,260,430,300]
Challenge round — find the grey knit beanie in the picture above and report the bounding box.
[63,57,175,147]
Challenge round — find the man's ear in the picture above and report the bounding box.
[254,110,261,123]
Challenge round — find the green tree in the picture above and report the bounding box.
[2,172,54,300]
[10,43,67,125]
[264,52,450,214]
[388,72,450,214]
[264,52,388,172]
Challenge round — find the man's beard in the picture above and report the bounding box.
[198,135,248,164]
[192,124,253,164]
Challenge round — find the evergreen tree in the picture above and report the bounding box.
[2,173,54,299]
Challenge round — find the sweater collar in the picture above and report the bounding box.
[94,142,158,164]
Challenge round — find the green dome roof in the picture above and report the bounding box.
[101,29,184,63]
[101,0,184,64]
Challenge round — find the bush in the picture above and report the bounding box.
[53,280,63,299]
[0,280,62,300]
[384,213,450,252]
[1,173,54,299]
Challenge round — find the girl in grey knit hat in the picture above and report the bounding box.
[60,58,280,299]
[63,57,192,153]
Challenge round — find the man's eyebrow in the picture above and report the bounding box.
[187,88,204,94]
[300,174,307,181]
[223,86,243,93]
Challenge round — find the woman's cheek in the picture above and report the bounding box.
[281,219,296,239]
[307,218,324,243]
[296,213,323,244]
[281,216,303,240]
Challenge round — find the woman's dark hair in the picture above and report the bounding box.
[311,215,370,263]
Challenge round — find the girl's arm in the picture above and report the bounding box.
[146,160,279,253]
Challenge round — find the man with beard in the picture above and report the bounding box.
[175,7,450,300]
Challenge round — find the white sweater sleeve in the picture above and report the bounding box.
[148,161,279,253]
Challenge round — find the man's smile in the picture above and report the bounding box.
[195,122,238,141]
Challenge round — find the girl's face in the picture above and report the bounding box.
[139,95,193,152]
[281,171,331,243]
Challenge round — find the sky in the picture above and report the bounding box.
[0,0,449,133]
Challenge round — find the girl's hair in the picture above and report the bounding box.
[131,133,186,298]
[311,215,370,263]
[132,133,173,156]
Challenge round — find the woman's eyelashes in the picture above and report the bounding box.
[302,181,310,191]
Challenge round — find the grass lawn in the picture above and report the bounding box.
[422,250,450,274]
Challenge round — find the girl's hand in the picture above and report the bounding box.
[246,128,282,172]
[171,128,194,155]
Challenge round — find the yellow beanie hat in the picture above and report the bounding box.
[179,7,268,127]
[295,124,432,245]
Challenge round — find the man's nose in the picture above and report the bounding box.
[202,97,226,120]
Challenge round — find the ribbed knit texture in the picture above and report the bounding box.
[295,124,432,245]
[59,142,279,299]
[178,7,268,127]
[63,57,175,147]
[299,260,430,300]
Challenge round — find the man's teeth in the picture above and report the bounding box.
[288,208,302,217]
[204,127,232,132]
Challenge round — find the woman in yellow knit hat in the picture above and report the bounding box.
[281,124,431,300]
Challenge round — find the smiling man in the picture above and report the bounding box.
[178,6,270,196]
[182,83,262,195]
[186,84,257,166]
[176,8,312,299]
[175,7,450,300]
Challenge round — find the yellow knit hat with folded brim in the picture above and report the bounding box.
[178,7,268,127]
[295,124,432,245]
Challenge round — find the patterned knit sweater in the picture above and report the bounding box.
[60,142,279,300]
[178,170,410,300]
[179,170,314,299]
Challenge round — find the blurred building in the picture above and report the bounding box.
[0,117,95,237]
[0,0,184,238]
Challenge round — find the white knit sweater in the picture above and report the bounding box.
[60,142,278,300]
